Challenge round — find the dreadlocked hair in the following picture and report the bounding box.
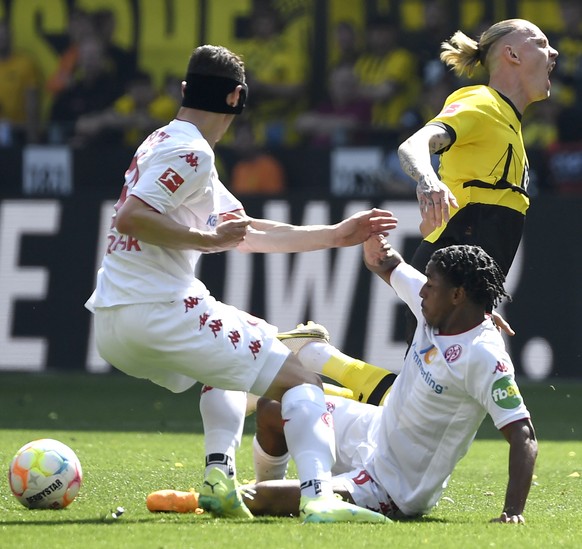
[430,245,511,309]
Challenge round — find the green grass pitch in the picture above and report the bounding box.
[0,373,580,549]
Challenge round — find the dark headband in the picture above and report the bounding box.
[182,73,247,114]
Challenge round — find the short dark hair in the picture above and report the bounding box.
[430,245,511,309]
[186,45,245,82]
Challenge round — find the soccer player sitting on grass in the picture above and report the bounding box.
[244,241,537,523]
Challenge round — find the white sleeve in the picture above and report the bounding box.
[131,146,213,214]
[389,262,426,321]
[216,175,243,214]
[466,334,531,430]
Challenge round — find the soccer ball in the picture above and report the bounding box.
[8,438,83,509]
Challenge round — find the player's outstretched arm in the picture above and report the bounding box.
[116,196,250,252]
[491,418,538,524]
[237,208,397,254]
[363,234,404,286]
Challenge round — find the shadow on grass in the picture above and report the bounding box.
[1,372,580,440]
[0,518,151,526]
[0,515,449,526]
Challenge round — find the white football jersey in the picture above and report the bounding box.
[87,119,243,309]
[368,263,530,516]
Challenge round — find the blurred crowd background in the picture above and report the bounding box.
[2,0,582,196]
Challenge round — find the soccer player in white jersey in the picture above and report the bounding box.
[85,44,398,523]
[245,242,537,524]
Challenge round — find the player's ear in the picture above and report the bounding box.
[451,286,466,305]
[226,86,241,109]
[504,45,520,64]
[226,84,247,110]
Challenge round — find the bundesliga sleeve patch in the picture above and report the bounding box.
[491,376,523,409]
[440,102,462,116]
[156,167,185,194]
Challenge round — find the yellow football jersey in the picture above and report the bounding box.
[426,85,530,243]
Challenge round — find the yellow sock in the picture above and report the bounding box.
[322,382,354,400]
[321,351,396,405]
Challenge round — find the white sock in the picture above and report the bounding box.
[281,383,334,498]
[199,386,247,478]
[252,435,290,482]
[296,342,334,374]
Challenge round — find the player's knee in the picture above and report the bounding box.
[264,355,323,401]
[256,397,284,434]
[255,397,288,456]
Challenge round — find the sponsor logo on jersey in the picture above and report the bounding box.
[422,344,437,364]
[491,376,522,409]
[411,343,445,394]
[493,361,509,374]
[206,214,218,227]
[106,234,141,254]
[444,344,462,363]
[157,167,184,193]
[179,152,199,170]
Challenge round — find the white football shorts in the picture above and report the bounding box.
[93,292,290,395]
[327,396,402,518]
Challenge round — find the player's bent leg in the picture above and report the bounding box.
[326,356,397,406]
[277,321,330,353]
[244,479,390,523]
[253,397,290,482]
[323,382,354,399]
[261,360,390,524]
[244,479,301,516]
[277,322,396,405]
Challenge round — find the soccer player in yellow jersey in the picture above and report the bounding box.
[398,19,558,276]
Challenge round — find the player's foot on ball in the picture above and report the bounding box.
[199,468,254,519]
[277,321,330,354]
[300,495,390,524]
[146,489,203,514]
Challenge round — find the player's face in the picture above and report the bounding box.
[516,25,558,103]
[419,261,457,329]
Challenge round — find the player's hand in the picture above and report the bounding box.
[491,311,515,336]
[363,233,390,265]
[490,512,525,524]
[363,233,401,274]
[209,216,251,251]
[334,208,398,247]
[416,175,458,232]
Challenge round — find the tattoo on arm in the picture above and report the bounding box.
[398,151,417,179]
[398,128,451,182]
[428,135,449,154]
